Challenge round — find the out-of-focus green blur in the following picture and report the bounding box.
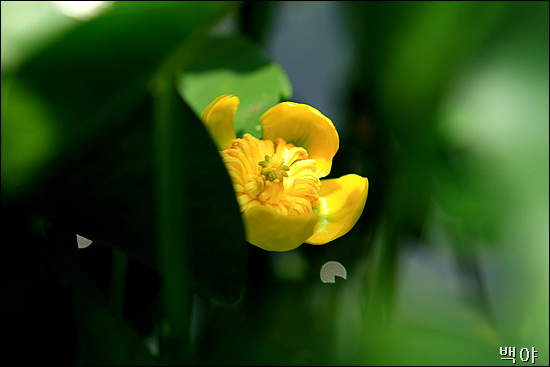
[2,1,547,365]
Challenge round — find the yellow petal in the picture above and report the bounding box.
[243,205,319,252]
[306,174,369,245]
[200,94,239,150]
[260,102,339,178]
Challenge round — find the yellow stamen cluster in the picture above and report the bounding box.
[220,134,320,216]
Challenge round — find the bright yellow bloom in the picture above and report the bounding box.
[201,94,369,252]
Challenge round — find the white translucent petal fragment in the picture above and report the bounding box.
[76,234,93,249]
[320,261,347,283]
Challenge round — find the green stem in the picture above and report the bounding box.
[153,65,192,365]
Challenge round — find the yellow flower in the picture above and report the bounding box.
[200,94,369,252]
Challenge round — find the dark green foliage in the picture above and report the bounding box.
[2,1,548,365]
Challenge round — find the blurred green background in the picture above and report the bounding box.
[2,1,548,365]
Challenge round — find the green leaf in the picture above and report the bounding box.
[1,1,236,201]
[154,69,247,306]
[178,36,293,139]
[8,0,247,307]
[35,81,247,306]
[152,63,247,363]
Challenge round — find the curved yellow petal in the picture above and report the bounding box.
[306,174,369,245]
[260,102,339,178]
[200,94,239,150]
[243,205,319,252]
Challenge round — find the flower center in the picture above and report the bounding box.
[220,134,320,216]
[258,155,289,182]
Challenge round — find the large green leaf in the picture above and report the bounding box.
[154,69,247,305]
[33,81,247,305]
[2,3,248,351]
[152,66,247,363]
[6,85,246,365]
[178,36,292,139]
[1,1,236,201]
